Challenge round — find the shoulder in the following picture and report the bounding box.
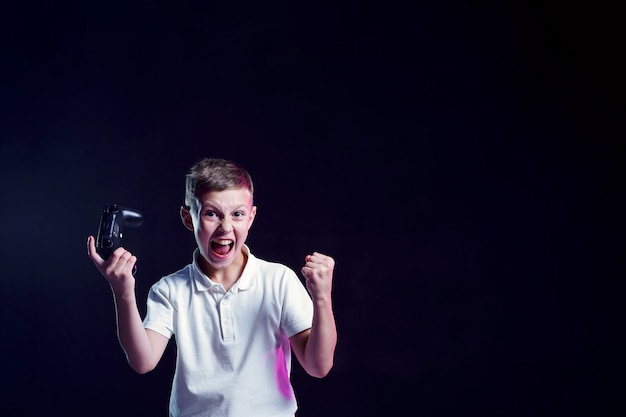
[150,264,193,292]
[249,253,298,281]
[145,264,195,310]
[253,255,291,272]
[247,254,306,296]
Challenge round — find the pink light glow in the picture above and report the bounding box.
[274,342,293,399]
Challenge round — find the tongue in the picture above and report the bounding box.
[213,243,231,255]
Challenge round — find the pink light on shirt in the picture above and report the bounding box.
[275,343,294,399]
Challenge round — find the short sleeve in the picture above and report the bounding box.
[143,280,175,339]
[280,270,314,338]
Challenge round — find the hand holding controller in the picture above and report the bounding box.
[95,204,144,273]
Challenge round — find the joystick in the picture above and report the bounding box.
[95,204,143,265]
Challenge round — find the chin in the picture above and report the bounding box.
[207,250,235,268]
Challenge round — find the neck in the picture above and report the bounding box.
[198,249,247,291]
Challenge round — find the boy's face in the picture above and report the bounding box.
[181,187,256,273]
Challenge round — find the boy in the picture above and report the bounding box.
[87,158,337,417]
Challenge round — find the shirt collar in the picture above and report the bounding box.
[191,245,255,292]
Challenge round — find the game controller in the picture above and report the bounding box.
[95,204,144,262]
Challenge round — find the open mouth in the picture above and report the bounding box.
[211,239,234,256]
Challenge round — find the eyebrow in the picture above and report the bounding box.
[200,203,249,211]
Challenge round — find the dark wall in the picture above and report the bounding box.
[1,1,623,416]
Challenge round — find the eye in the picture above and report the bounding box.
[233,211,245,218]
[203,210,218,217]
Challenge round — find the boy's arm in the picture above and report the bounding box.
[87,236,168,374]
[290,252,337,378]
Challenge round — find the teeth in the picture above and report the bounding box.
[214,240,232,245]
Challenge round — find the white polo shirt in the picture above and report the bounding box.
[143,246,314,417]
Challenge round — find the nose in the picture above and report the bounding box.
[219,217,233,232]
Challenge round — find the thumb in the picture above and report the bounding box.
[87,236,105,267]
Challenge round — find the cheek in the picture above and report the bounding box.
[194,221,213,239]
[245,215,255,230]
[235,223,251,239]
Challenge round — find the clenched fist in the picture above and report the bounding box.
[301,252,335,303]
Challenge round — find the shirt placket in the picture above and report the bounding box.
[211,285,235,343]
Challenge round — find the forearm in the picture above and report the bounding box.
[112,291,158,374]
[304,299,337,378]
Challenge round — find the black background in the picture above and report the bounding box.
[1,1,623,416]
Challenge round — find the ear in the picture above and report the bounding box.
[180,206,194,231]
